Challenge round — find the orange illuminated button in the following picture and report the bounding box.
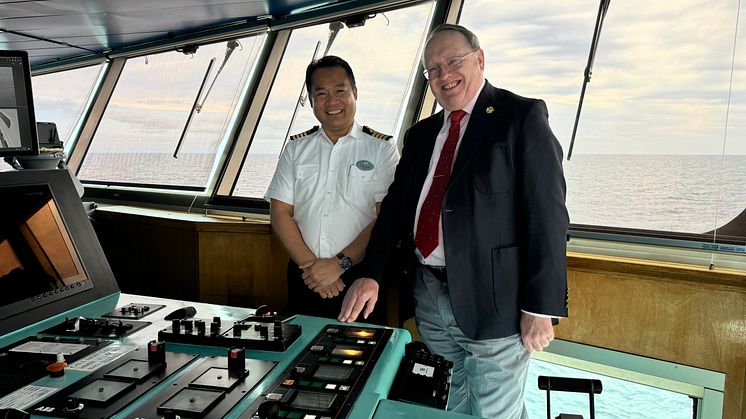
[330,347,363,358]
[346,328,375,338]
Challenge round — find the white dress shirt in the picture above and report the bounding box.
[265,122,399,258]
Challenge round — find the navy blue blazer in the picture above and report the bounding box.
[362,81,569,340]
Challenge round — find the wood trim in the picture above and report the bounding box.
[567,251,746,290]
[94,206,272,234]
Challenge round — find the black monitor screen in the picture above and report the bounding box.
[313,364,353,381]
[0,50,38,157]
[289,391,336,411]
[0,170,119,335]
[0,184,90,317]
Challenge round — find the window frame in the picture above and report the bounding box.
[38,0,743,259]
[207,0,439,211]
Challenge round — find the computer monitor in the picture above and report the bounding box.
[0,170,119,336]
[0,50,39,157]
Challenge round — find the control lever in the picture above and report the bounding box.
[257,401,280,419]
[254,305,274,318]
[164,306,197,320]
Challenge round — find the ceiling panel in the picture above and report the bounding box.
[0,0,346,68]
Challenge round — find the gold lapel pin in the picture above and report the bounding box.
[486,106,494,114]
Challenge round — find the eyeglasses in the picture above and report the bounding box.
[422,50,477,80]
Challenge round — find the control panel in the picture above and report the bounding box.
[157,313,302,352]
[29,341,199,418]
[127,347,276,419]
[0,297,429,419]
[243,325,393,419]
[0,336,111,398]
[41,317,150,339]
[102,303,165,320]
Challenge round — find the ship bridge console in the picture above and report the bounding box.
[0,169,456,419]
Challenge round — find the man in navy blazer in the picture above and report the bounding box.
[340,24,569,418]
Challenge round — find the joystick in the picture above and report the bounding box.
[228,347,245,375]
[257,401,280,419]
[195,320,206,335]
[148,340,166,364]
[254,305,273,318]
[62,397,83,414]
[210,320,221,335]
[164,306,197,320]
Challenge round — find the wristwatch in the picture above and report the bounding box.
[337,253,352,271]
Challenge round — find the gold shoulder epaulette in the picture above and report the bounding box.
[362,126,393,141]
[289,125,319,141]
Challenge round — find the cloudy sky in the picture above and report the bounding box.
[461,0,745,155]
[31,0,745,157]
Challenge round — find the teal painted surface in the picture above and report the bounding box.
[542,339,724,418]
[0,292,120,349]
[372,399,483,419]
[546,339,725,391]
[359,327,412,397]
[698,388,725,419]
[349,391,384,419]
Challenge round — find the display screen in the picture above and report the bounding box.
[0,184,88,314]
[313,364,352,381]
[289,391,336,411]
[0,51,38,157]
[0,170,118,336]
[331,345,364,358]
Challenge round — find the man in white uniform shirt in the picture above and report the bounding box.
[265,55,399,319]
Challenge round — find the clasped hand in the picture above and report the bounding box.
[301,258,345,298]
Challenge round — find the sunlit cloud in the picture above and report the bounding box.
[459,0,745,154]
[30,0,746,159]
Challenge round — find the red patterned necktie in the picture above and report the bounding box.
[415,110,467,258]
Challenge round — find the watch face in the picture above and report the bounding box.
[339,255,352,270]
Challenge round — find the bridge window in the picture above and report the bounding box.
[458,0,746,253]
[76,35,267,190]
[31,64,104,149]
[230,1,435,199]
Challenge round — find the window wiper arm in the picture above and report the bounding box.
[195,40,240,113]
[567,0,611,161]
[173,57,215,158]
[279,21,344,157]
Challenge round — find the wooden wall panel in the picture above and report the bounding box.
[560,253,746,419]
[198,230,288,310]
[93,210,199,300]
[93,207,288,310]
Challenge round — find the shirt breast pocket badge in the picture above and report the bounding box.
[347,161,376,205]
[356,160,374,171]
[350,160,376,182]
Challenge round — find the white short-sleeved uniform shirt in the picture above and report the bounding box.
[265,122,399,259]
